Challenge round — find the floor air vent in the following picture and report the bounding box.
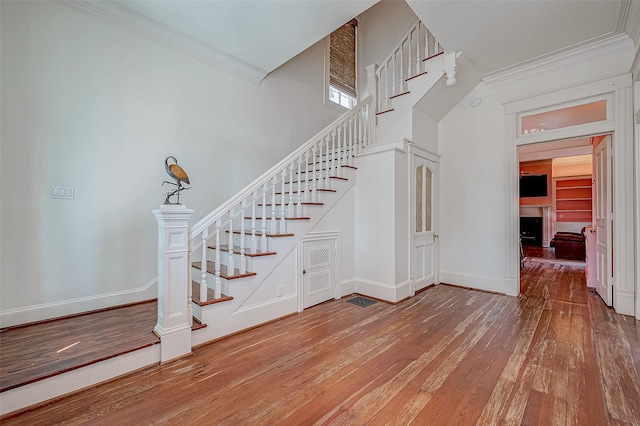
[346,296,377,307]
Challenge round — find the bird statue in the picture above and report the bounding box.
[162,156,191,205]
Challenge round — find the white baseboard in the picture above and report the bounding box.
[439,270,508,295]
[615,290,635,317]
[353,278,411,303]
[0,344,160,416]
[0,279,157,328]
[340,278,356,296]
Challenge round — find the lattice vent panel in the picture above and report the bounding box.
[310,273,331,294]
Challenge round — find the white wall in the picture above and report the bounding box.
[438,82,508,293]
[412,108,439,153]
[354,149,397,287]
[0,1,343,324]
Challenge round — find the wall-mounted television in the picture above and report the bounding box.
[520,174,548,198]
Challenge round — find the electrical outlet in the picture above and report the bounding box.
[277,285,284,297]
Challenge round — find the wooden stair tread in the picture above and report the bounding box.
[191,316,207,331]
[285,176,347,184]
[191,281,233,306]
[192,261,256,280]
[208,245,277,257]
[423,51,444,61]
[390,91,410,99]
[276,188,338,196]
[229,230,294,238]
[258,202,324,206]
[297,165,357,173]
[406,71,428,82]
[244,216,310,221]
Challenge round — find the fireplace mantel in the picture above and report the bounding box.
[519,206,552,247]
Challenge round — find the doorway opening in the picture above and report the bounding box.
[517,135,611,306]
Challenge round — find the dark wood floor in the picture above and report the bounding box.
[2,252,640,425]
[0,301,159,392]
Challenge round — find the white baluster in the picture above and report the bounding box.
[270,177,277,234]
[227,208,235,274]
[400,43,405,91]
[416,26,421,76]
[200,228,208,303]
[348,119,354,167]
[367,103,374,146]
[311,147,317,203]
[331,130,337,179]
[288,163,294,217]
[337,126,343,177]
[392,50,397,96]
[318,141,324,191]
[296,157,303,216]
[325,136,332,186]
[355,111,361,156]
[214,219,221,299]
[240,200,246,274]
[261,184,268,252]
[280,168,287,232]
[304,146,310,201]
[251,191,257,254]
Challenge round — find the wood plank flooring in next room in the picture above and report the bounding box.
[3,259,640,425]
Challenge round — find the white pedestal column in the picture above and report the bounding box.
[153,204,194,363]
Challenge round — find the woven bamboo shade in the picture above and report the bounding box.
[330,19,357,98]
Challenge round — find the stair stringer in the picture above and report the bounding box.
[191,169,356,346]
[376,52,458,144]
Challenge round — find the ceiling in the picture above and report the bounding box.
[407,0,624,78]
[518,137,594,162]
[108,0,379,81]
[73,0,635,116]
[104,0,629,80]
[407,0,629,120]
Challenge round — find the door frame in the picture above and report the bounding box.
[297,232,341,312]
[504,75,636,317]
[408,144,440,296]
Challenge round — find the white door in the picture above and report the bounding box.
[594,135,613,306]
[411,155,437,292]
[302,238,336,309]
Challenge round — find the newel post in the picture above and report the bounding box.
[153,204,194,363]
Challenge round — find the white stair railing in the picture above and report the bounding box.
[190,96,373,303]
[375,19,444,112]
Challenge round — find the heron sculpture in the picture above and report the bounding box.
[163,156,191,205]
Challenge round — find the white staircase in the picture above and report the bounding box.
[186,18,458,345]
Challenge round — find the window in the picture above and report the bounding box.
[520,99,607,135]
[328,19,357,109]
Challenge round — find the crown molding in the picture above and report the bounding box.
[53,0,268,84]
[483,33,634,89]
[618,0,640,81]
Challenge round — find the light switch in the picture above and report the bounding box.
[50,185,75,200]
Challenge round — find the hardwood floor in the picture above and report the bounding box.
[2,256,639,425]
[0,301,159,392]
